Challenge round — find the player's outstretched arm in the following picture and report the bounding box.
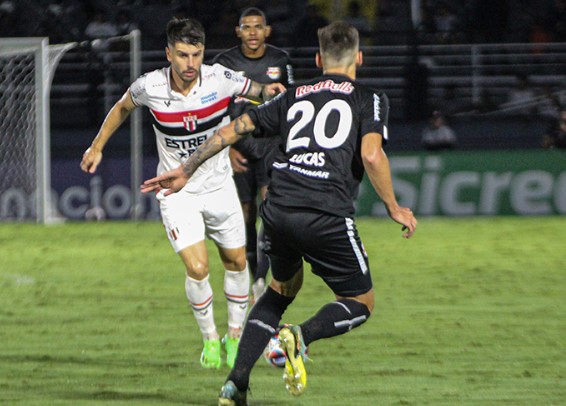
[361,132,417,238]
[80,90,137,174]
[141,113,257,195]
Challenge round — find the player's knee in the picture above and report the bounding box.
[223,253,248,272]
[185,262,209,280]
[217,244,248,271]
[235,249,248,271]
[354,289,375,314]
[235,257,248,272]
[270,270,303,297]
[364,298,375,315]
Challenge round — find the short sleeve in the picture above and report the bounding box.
[129,73,148,107]
[361,91,390,144]
[211,63,251,97]
[282,53,294,86]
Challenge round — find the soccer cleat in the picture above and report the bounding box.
[218,380,248,406]
[279,325,308,396]
[222,334,239,369]
[200,338,222,369]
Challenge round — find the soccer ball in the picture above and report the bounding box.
[263,333,286,368]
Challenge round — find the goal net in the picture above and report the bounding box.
[0,38,76,223]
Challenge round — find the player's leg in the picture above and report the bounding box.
[241,200,257,268]
[223,267,302,397]
[205,180,250,368]
[253,204,314,397]
[220,200,302,401]
[274,213,373,395]
[295,215,373,348]
[233,166,259,281]
[253,140,277,303]
[158,190,222,368]
[216,245,249,368]
[178,243,223,369]
[253,184,270,303]
[218,270,300,406]
[298,289,373,345]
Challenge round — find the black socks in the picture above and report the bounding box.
[229,287,294,390]
[300,299,371,347]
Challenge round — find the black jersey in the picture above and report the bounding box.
[212,44,293,116]
[212,45,294,159]
[248,74,390,217]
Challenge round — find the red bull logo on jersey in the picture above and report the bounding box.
[183,113,198,132]
[266,67,281,80]
[295,80,354,98]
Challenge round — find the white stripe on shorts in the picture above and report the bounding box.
[345,218,368,274]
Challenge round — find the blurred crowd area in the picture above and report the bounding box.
[2,0,565,152]
[1,0,566,49]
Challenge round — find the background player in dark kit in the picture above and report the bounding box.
[212,7,294,303]
[141,21,418,405]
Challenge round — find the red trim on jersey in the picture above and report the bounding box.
[151,96,231,123]
[242,77,251,96]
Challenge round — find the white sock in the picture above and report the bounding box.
[185,275,218,340]
[224,267,250,332]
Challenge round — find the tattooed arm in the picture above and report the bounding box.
[140,114,257,195]
[246,80,286,101]
[181,114,256,178]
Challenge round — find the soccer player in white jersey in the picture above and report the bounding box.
[80,17,285,370]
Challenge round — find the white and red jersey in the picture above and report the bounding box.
[130,64,251,194]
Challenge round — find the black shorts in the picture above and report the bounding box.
[233,139,279,203]
[259,200,373,297]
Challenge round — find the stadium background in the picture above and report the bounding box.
[1,2,565,405]
[1,0,565,220]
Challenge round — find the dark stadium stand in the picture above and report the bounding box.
[5,0,559,156]
[49,41,566,157]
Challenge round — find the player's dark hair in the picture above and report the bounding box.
[317,21,359,62]
[239,7,267,25]
[166,17,205,47]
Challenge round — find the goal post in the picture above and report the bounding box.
[0,37,75,223]
[0,30,142,223]
[128,29,143,221]
[0,38,49,223]
[89,30,143,220]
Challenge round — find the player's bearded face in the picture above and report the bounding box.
[167,42,204,84]
[238,15,268,51]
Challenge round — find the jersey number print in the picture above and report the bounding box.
[286,100,353,152]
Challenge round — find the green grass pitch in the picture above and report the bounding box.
[1,217,565,405]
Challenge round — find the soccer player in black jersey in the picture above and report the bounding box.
[142,21,418,406]
[212,7,294,304]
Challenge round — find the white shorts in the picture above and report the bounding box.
[157,179,246,253]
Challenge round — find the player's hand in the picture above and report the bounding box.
[140,167,188,196]
[262,82,286,100]
[229,148,248,173]
[388,207,417,239]
[80,147,102,174]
